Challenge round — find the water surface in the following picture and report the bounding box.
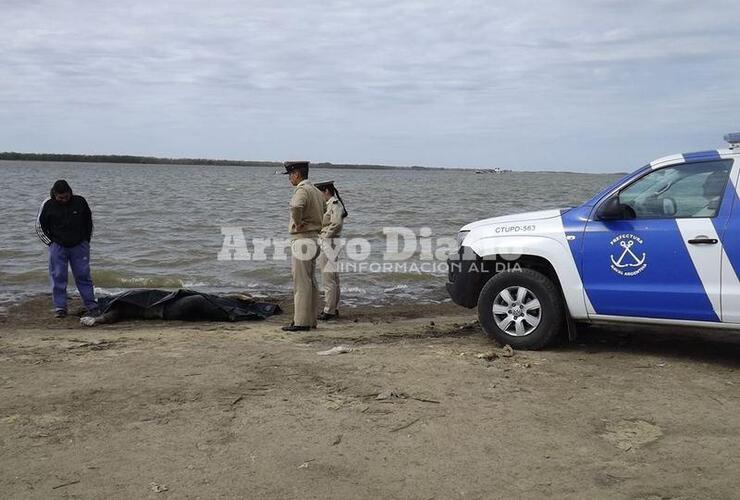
[0,161,621,312]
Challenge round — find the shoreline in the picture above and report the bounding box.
[0,292,462,330]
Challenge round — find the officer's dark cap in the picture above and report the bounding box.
[283,161,310,175]
[314,180,335,191]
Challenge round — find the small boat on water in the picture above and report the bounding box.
[475,168,507,174]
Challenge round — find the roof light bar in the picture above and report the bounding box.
[725,132,740,149]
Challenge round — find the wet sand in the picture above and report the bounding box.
[1,296,739,499]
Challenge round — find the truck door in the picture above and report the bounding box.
[581,159,734,321]
[718,159,740,322]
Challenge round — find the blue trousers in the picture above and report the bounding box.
[49,241,97,311]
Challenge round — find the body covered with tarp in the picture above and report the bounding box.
[81,289,281,326]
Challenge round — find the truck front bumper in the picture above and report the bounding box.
[446,248,485,309]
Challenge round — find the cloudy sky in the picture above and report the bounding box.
[1,0,738,171]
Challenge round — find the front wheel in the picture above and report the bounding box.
[477,268,563,350]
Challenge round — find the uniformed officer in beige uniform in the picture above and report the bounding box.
[282,161,325,332]
[315,181,347,320]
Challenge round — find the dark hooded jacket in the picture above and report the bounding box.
[37,186,93,247]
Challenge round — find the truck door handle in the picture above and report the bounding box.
[688,236,718,245]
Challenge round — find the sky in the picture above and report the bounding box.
[1,0,738,172]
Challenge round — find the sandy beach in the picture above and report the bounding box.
[1,296,739,499]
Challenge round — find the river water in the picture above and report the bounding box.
[0,161,621,313]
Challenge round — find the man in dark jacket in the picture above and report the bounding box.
[36,180,98,318]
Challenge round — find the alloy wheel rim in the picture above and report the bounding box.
[492,286,542,337]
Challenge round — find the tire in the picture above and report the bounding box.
[477,268,564,350]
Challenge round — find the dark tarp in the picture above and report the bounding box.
[96,289,281,322]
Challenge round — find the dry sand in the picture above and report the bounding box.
[1,295,739,499]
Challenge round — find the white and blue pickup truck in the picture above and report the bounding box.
[447,133,740,349]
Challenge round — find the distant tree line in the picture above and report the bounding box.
[0,152,278,167]
[0,152,440,170]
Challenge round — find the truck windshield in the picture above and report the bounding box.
[581,165,651,206]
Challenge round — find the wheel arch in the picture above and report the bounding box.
[470,235,589,320]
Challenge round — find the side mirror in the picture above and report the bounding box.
[596,195,632,220]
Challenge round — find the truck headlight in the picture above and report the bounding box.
[456,230,470,249]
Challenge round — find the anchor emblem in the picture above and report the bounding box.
[610,239,646,268]
[609,234,647,276]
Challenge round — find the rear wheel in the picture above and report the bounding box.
[477,268,563,349]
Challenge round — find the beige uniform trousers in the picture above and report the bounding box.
[318,239,340,314]
[291,236,320,327]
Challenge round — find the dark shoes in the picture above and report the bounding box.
[54,309,67,319]
[317,311,338,321]
[281,324,312,332]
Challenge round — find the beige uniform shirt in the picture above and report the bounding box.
[320,196,344,239]
[289,180,324,237]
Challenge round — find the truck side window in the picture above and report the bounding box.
[619,160,732,219]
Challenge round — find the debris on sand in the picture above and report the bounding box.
[455,320,479,332]
[298,459,315,469]
[390,417,421,433]
[150,482,168,493]
[317,345,353,356]
[332,434,343,446]
[66,339,118,351]
[52,479,80,490]
[476,352,498,361]
[374,390,440,404]
[411,396,440,404]
[376,390,405,401]
[475,346,516,362]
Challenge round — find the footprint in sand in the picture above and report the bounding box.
[601,419,663,451]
